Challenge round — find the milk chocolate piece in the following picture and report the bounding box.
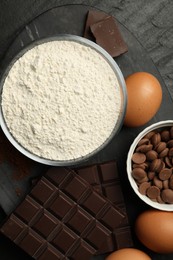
[146,150,158,161]
[138,182,151,195]
[161,130,170,142]
[167,140,173,148]
[132,168,147,180]
[136,144,153,153]
[155,142,166,154]
[153,176,163,189]
[137,138,150,146]
[148,171,155,180]
[133,162,148,170]
[132,153,146,164]
[144,131,156,140]
[151,133,161,147]
[161,189,173,203]
[1,166,131,259]
[165,156,172,168]
[159,168,172,180]
[159,148,169,158]
[83,10,109,40]
[146,186,160,199]
[136,176,149,184]
[149,158,162,172]
[90,16,128,57]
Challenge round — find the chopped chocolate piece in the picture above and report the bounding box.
[146,186,160,199]
[161,189,173,203]
[83,10,109,40]
[132,153,146,164]
[1,166,131,259]
[90,16,128,57]
[139,182,151,195]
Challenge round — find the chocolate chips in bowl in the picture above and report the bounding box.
[127,120,173,211]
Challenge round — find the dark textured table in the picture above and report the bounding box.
[0,1,173,259]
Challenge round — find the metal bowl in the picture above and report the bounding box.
[127,120,173,211]
[0,34,127,166]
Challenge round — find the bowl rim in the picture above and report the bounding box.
[127,120,173,211]
[0,34,127,166]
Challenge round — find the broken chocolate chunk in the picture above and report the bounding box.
[90,16,128,57]
[83,10,109,40]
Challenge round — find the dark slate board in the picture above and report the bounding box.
[0,4,173,260]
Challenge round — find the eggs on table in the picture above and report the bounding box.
[124,72,162,127]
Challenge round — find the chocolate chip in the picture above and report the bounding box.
[137,138,150,146]
[137,176,149,184]
[151,133,161,147]
[150,159,162,172]
[159,148,169,158]
[146,150,158,161]
[161,189,173,203]
[157,161,165,173]
[147,186,160,199]
[153,176,163,189]
[159,168,172,180]
[138,182,151,195]
[164,156,172,168]
[132,153,146,164]
[161,130,170,142]
[155,142,167,153]
[136,144,153,153]
[144,131,156,139]
[157,195,164,204]
[163,180,169,189]
[148,171,155,180]
[167,140,173,148]
[132,168,147,180]
[133,162,148,170]
[168,147,173,157]
[169,175,173,189]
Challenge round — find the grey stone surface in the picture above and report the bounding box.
[0,0,172,97]
[0,1,173,259]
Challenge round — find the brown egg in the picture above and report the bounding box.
[106,248,151,260]
[135,209,173,253]
[124,72,162,127]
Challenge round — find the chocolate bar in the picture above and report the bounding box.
[90,16,128,57]
[1,167,129,259]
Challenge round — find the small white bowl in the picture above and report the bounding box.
[127,120,173,211]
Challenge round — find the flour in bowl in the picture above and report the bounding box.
[1,40,122,161]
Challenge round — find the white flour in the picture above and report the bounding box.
[2,40,121,161]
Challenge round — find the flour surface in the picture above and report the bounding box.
[2,40,121,160]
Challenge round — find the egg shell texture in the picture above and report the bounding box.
[124,72,162,127]
[106,248,151,260]
[135,209,173,253]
